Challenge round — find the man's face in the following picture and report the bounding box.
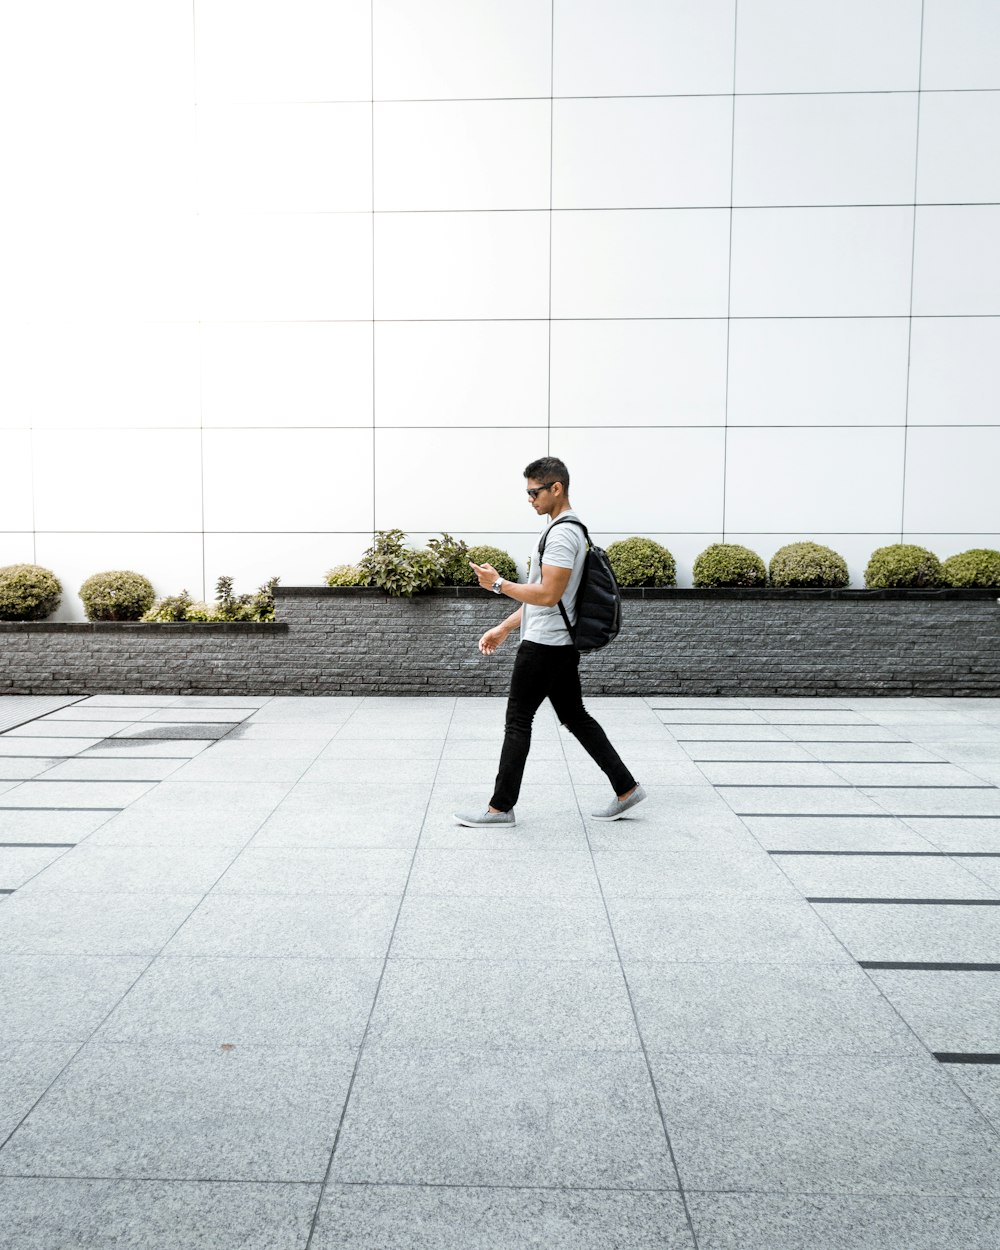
[525,477,559,517]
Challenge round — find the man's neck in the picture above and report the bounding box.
[547,499,573,521]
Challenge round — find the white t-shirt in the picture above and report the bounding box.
[521,511,587,646]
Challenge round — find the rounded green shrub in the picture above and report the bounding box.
[692,544,767,588]
[606,537,676,588]
[942,548,1000,588]
[79,570,155,621]
[325,564,369,588]
[0,564,62,621]
[456,544,519,586]
[769,542,849,589]
[864,544,945,589]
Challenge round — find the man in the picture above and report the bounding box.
[454,456,646,827]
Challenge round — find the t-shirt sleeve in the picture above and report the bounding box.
[541,524,583,570]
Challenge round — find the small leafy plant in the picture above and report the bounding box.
[358,530,444,597]
[324,564,369,587]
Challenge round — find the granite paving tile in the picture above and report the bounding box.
[368,957,639,1052]
[97,955,382,1047]
[0,759,63,780]
[82,739,216,758]
[0,780,156,808]
[300,758,442,786]
[434,757,569,786]
[0,737,101,756]
[685,1193,1000,1250]
[698,762,851,786]
[814,903,1000,963]
[191,739,324,762]
[778,727,909,742]
[0,1042,79,1141]
[679,741,817,762]
[946,1066,1000,1134]
[626,960,920,1055]
[830,762,988,787]
[39,757,187,781]
[720,786,891,816]
[866,970,1000,1054]
[4,721,132,739]
[774,853,999,899]
[0,1042,356,1181]
[164,757,316,784]
[0,809,112,841]
[0,955,148,1043]
[649,1052,1000,1194]
[406,848,599,898]
[0,1178,319,1250]
[311,1184,692,1250]
[0,892,201,956]
[214,847,412,895]
[84,808,269,847]
[666,725,794,742]
[904,817,1000,853]
[803,742,949,763]
[331,1047,676,1189]
[593,850,799,898]
[742,814,940,852]
[323,737,451,760]
[17,844,237,895]
[391,894,616,961]
[858,787,1000,817]
[0,846,69,889]
[606,897,852,963]
[164,893,399,958]
[111,723,238,740]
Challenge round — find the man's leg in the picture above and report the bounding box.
[548,648,637,797]
[489,641,550,812]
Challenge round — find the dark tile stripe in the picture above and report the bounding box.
[860,961,1000,971]
[770,850,1000,857]
[810,897,1000,905]
[935,1053,1000,1064]
[0,806,123,812]
[0,842,76,848]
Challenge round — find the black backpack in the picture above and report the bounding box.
[537,517,622,653]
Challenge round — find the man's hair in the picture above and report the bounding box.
[524,456,570,492]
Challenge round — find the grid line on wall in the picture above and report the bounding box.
[371,0,377,539]
[545,0,555,458]
[720,0,740,543]
[901,0,927,542]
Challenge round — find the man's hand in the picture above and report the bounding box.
[470,561,500,592]
[478,625,507,655]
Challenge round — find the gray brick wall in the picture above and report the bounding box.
[1,588,998,696]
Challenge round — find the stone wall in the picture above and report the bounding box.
[1,587,998,697]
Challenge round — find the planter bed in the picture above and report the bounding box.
[0,587,997,697]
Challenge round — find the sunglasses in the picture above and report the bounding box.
[526,482,557,500]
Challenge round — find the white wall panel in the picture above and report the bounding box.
[373,0,550,100]
[0,535,36,566]
[917,92,1000,205]
[197,103,372,213]
[202,429,374,532]
[374,429,544,532]
[553,96,732,210]
[902,427,1000,532]
[553,0,736,97]
[374,100,549,211]
[724,427,905,533]
[730,208,913,317]
[4,212,198,323]
[552,210,730,319]
[3,324,200,430]
[550,320,728,427]
[32,430,203,532]
[204,533,365,592]
[195,0,371,102]
[921,0,1000,90]
[9,104,195,216]
[375,322,548,427]
[0,432,34,531]
[374,212,549,320]
[909,534,1000,565]
[728,533,903,590]
[736,0,921,94]
[554,428,726,533]
[908,318,1000,426]
[733,94,917,207]
[912,206,1000,317]
[34,533,204,622]
[0,0,194,105]
[727,319,910,426]
[198,213,373,321]
[200,323,373,429]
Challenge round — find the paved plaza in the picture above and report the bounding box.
[0,692,999,1247]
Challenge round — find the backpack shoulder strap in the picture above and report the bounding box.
[536,517,590,640]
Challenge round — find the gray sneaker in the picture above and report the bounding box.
[590,784,647,822]
[453,808,516,828]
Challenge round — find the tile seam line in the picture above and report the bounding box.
[301,694,459,1250]
[560,710,701,1246]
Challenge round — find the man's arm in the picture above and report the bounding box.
[471,561,572,608]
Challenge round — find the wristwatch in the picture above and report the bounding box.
[491,579,504,595]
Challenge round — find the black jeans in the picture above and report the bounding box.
[490,640,637,812]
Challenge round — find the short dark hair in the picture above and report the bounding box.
[524,456,569,492]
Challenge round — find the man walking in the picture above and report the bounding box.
[454,456,646,827]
